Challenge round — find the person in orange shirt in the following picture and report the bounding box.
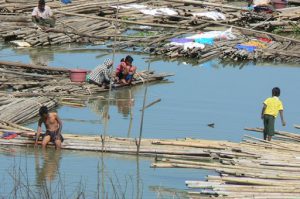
[261,87,286,141]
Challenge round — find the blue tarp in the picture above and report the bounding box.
[61,0,72,4]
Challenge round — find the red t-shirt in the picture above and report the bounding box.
[116,62,126,74]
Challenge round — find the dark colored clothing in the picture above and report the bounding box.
[125,74,133,81]
[32,18,56,28]
[45,129,64,143]
[117,72,125,80]
[263,114,275,136]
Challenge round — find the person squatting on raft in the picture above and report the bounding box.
[261,87,286,141]
[115,55,137,85]
[32,0,56,28]
[247,0,287,12]
[89,58,113,89]
[35,106,64,149]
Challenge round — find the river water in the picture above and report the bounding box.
[0,43,300,198]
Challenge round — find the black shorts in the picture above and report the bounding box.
[45,130,64,143]
[117,72,125,80]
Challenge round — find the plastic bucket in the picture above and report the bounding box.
[272,0,287,9]
[69,69,88,82]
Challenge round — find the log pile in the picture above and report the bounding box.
[0,97,57,124]
[220,39,300,63]
[1,0,300,63]
[151,129,300,198]
[151,34,300,64]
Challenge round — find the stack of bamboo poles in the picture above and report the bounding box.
[0,96,57,124]
[0,60,106,97]
[220,39,300,63]
[151,128,300,198]
[1,0,300,63]
[0,0,131,46]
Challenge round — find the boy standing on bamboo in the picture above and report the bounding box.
[261,87,286,141]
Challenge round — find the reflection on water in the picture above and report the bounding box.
[88,88,135,119]
[13,47,54,66]
[34,149,61,185]
[87,87,137,137]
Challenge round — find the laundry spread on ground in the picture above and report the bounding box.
[169,42,205,50]
[1,132,18,140]
[195,38,214,45]
[186,28,237,40]
[112,3,178,16]
[168,28,236,50]
[235,39,269,52]
[192,11,226,21]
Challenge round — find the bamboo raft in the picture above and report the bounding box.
[1,122,300,198]
[1,0,300,64]
[0,60,173,98]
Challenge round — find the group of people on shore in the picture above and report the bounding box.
[88,55,137,89]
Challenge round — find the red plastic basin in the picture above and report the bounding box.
[272,0,287,9]
[69,69,88,83]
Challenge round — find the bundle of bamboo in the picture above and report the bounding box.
[0,97,57,124]
[152,128,300,198]
[1,0,300,64]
